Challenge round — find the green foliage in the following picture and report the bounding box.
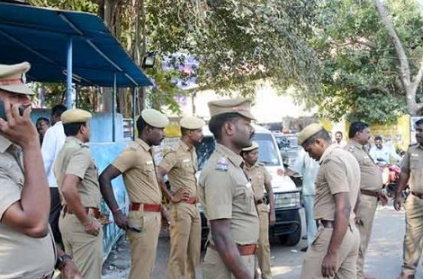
[303,0,423,123]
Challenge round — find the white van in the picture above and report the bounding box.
[196,124,302,246]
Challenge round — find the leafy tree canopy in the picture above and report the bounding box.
[303,0,423,123]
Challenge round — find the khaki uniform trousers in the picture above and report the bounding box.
[59,214,103,279]
[202,246,256,279]
[168,202,201,279]
[300,223,360,279]
[127,211,161,279]
[401,194,423,276]
[257,204,272,279]
[356,194,378,278]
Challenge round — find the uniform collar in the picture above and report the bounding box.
[216,143,243,167]
[0,135,12,153]
[319,143,340,164]
[135,138,151,151]
[178,139,192,152]
[66,136,88,147]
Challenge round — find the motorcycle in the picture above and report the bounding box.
[377,158,408,199]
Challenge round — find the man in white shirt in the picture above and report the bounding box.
[41,104,67,245]
[370,135,402,165]
[334,131,347,148]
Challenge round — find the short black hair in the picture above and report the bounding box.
[415,118,423,127]
[63,122,85,136]
[136,116,146,136]
[348,121,369,139]
[51,104,67,118]
[374,135,383,141]
[302,129,331,147]
[180,127,190,136]
[36,117,50,125]
[208,113,241,141]
[335,131,343,136]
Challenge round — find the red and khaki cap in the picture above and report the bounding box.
[141,109,169,128]
[298,123,324,145]
[208,98,255,120]
[0,62,34,95]
[242,141,259,152]
[180,116,205,130]
[61,108,92,124]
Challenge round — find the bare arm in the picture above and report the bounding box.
[99,165,129,230]
[328,192,350,254]
[264,180,275,225]
[1,103,50,237]
[61,174,91,226]
[396,170,410,196]
[210,219,253,279]
[157,165,189,203]
[99,165,123,213]
[321,192,351,277]
[157,166,172,202]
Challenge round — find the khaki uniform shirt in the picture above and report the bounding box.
[199,144,259,245]
[245,162,271,202]
[0,136,55,277]
[54,137,101,208]
[345,140,383,191]
[401,144,423,192]
[159,140,198,197]
[112,138,162,204]
[314,144,361,221]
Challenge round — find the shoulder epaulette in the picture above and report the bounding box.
[215,156,229,171]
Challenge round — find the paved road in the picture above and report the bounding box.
[102,202,420,279]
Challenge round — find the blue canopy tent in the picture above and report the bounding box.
[0,1,151,259]
[0,1,152,139]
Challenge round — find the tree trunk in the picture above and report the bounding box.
[375,0,423,115]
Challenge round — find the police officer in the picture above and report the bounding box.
[394,118,423,279]
[157,116,204,279]
[199,98,259,279]
[299,124,360,278]
[241,142,275,279]
[345,121,387,279]
[55,108,103,279]
[99,109,170,279]
[0,62,80,279]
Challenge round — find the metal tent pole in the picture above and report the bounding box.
[112,73,117,142]
[66,38,73,109]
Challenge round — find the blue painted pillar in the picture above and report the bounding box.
[66,38,73,109]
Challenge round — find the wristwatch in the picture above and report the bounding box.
[55,254,73,270]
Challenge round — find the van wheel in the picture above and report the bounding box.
[279,211,302,246]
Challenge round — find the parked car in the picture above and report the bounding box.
[196,124,302,247]
[273,133,303,188]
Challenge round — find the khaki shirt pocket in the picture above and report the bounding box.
[127,210,144,241]
[410,157,420,170]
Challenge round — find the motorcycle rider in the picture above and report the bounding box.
[370,135,402,165]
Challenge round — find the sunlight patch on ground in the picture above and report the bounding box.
[271,265,297,276]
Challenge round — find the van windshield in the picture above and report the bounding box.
[196,132,281,171]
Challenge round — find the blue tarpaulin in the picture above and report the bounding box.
[0,2,151,87]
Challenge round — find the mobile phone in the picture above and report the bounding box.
[0,100,25,121]
[128,225,142,233]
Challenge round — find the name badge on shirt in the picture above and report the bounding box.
[411,153,419,157]
[246,181,252,189]
[146,160,153,165]
[182,158,190,163]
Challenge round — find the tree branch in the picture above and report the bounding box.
[412,55,423,92]
[374,0,411,87]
